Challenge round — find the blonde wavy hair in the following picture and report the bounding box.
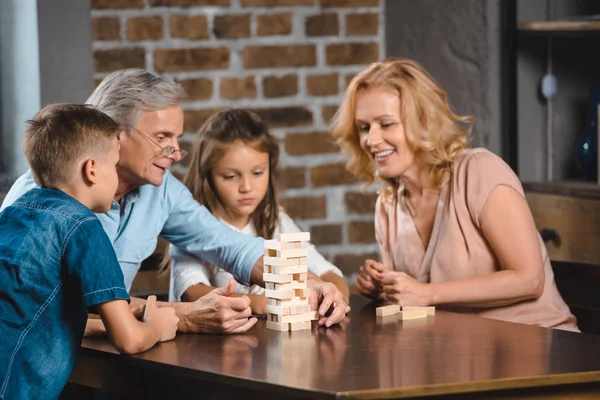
[331,58,474,197]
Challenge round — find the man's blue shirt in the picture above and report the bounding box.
[1,170,264,291]
[0,188,129,400]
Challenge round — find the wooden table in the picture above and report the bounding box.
[69,296,600,399]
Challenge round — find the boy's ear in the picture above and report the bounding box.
[83,158,98,185]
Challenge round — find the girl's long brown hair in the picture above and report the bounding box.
[184,108,280,239]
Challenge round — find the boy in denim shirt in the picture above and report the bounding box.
[0,104,179,400]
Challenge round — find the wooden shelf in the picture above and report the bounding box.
[518,20,600,37]
[523,181,600,199]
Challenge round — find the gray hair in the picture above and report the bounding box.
[86,69,186,134]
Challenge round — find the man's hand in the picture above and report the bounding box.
[307,278,350,328]
[178,278,258,334]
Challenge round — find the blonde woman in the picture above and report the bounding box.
[332,58,577,331]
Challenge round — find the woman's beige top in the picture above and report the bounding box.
[375,148,578,332]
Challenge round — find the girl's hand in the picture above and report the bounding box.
[381,271,433,307]
[356,259,385,300]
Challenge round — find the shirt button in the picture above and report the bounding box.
[136,254,142,260]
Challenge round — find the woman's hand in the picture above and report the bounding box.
[356,259,385,300]
[381,271,432,307]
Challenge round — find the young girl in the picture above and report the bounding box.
[169,108,348,315]
[332,58,578,331]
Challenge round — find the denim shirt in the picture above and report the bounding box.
[1,170,264,291]
[0,188,129,400]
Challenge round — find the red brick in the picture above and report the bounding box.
[322,0,378,7]
[94,48,145,73]
[285,132,338,155]
[346,13,378,36]
[177,78,213,101]
[305,13,339,36]
[348,221,375,243]
[263,75,298,98]
[126,17,164,41]
[154,48,229,72]
[220,76,257,100]
[253,107,312,128]
[311,163,358,187]
[326,43,379,66]
[213,14,251,39]
[183,108,224,132]
[306,73,338,96]
[243,45,316,69]
[257,13,293,36]
[149,0,229,6]
[241,0,314,5]
[92,0,142,9]
[321,105,339,125]
[345,192,378,214]
[311,224,343,245]
[92,17,121,41]
[333,252,379,276]
[278,167,306,189]
[280,196,326,219]
[170,15,209,40]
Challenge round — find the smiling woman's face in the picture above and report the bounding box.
[355,85,416,180]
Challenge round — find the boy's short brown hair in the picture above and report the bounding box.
[24,103,120,188]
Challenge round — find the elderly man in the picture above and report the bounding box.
[1,69,349,333]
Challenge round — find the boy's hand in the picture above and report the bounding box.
[143,295,179,342]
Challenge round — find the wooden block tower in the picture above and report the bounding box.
[264,232,317,331]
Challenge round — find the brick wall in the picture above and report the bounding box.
[91,0,385,280]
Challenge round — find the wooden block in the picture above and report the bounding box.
[266,282,275,290]
[264,256,307,267]
[264,239,282,251]
[280,312,315,323]
[266,305,291,316]
[294,288,307,298]
[266,305,310,316]
[402,306,435,316]
[265,289,295,299]
[263,273,292,283]
[265,248,277,257]
[275,281,306,291]
[279,232,310,243]
[376,305,400,317]
[266,320,289,331]
[278,248,308,260]
[283,241,302,249]
[272,265,308,275]
[309,310,319,320]
[279,297,309,306]
[289,321,311,331]
[398,309,427,320]
[293,273,307,282]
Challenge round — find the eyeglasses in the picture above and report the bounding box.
[128,125,188,161]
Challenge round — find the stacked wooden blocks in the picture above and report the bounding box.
[264,232,318,331]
